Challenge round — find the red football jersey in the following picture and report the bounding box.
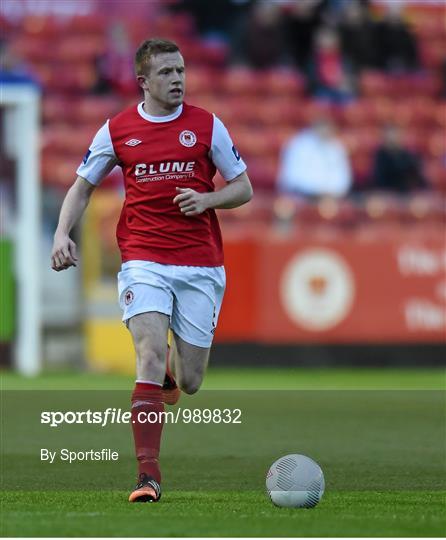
[77,102,246,267]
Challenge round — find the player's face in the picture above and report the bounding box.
[145,52,185,110]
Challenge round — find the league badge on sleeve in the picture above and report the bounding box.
[82,149,91,164]
[232,145,241,161]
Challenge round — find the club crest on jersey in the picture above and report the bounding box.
[179,130,197,148]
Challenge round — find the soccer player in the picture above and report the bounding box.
[51,39,253,502]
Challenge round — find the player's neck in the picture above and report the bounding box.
[143,97,180,117]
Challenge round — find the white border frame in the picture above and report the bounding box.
[1,83,41,375]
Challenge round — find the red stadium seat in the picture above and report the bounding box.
[420,40,446,69]
[363,193,407,224]
[42,95,72,124]
[22,15,63,37]
[41,155,83,187]
[74,96,123,124]
[261,68,305,97]
[60,14,106,35]
[360,71,390,97]
[269,126,297,154]
[427,131,445,158]
[425,159,446,192]
[184,66,217,96]
[245,156,278,192]
[221,67,259,96]
[41,124,97,156]
[434,103,446,129]
[230,127,272,158]
[405,192,446,225]
[57,35,106,62]
[340,100,372,127]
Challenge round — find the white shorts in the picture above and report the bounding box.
[117,260,226,348]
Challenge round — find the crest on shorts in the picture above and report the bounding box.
[124,289,134,305]
[179,130,197,147]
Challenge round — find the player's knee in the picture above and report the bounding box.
[179,377,201,395]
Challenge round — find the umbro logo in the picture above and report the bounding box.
[125,139,142,146]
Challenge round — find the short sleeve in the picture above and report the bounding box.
[210,114,247,181]
[76,120,118,186]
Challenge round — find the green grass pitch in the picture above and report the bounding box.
[1,367,445,537]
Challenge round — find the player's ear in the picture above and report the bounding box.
[136,75,149,90]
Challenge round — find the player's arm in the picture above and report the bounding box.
[173,114,252,216]
[202,170,253,209]
[173,171,252,216]
[51,176,96,271]
[51,120,118,271]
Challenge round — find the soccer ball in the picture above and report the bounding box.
[266,454,325,508]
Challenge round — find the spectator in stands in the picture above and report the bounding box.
[338,1,378,74]
[93,22,136,97]
[171,0,251,44]
[374,3,419,73]
[233,0,287,69]
[308,26,355,103]
[277,116,352,198]
[371,124,426,193]
[284,0,327,72]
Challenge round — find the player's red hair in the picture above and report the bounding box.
[135,38,180,76]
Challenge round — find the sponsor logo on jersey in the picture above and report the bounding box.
[125,139,142,146]
[232,145,241,161]
[82,149,91,164]
[179,130,197,147]
[134,161,196,182]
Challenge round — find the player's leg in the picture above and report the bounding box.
[127,311,169,502]
[129,310,169,384]
[171,332,210,394]
[161,330,181,405]
[128,312,168,501]
[169,265,226,394]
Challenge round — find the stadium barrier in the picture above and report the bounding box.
[82,200,445,373]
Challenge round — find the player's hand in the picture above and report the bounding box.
[173,187,209,216]
[51,233,78,272]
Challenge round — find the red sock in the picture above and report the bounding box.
[131,382,164,484]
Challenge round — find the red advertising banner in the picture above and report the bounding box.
[217,226,446,344]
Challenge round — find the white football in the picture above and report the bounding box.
[266,454,325,508]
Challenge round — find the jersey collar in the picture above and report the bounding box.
[137,102,183,123]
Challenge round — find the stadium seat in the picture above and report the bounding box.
[57,35,106,62]
[340,101,372,127]
[363,193,406,224]
[41,124,97,155]
[42,96,72,124]
[221,67,260,96]
[425,160,446,192]
[183,66,216,96]
[427,131,445,158]
[230,127,272,158]
[261,68,305,97]
[74,96,123,124]
[245,156,278,192]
